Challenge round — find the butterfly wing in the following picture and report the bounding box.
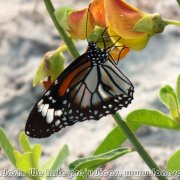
[25,53,92,138]
[62,59,134,121]
[26,53,134,138]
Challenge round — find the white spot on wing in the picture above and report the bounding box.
[62,117,66,121]
[38,104,44,112]
[63,100,67,104]
[41,104,49,117]
[55,120,60,126]
[45,90,50,96]
[37,99,43,107]
[109,104,113,108]
[52,99,56,103]
[55,110,62,117]
[46,108,54,123]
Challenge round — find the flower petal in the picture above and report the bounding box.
[90,0,106,27]
[108,24,150,50]
[110,47,130,61]
[105,0,145,39]
[68,8,95,40]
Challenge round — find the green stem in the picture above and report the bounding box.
[164,19,180,26]
[113,113,167,180]
[43,0,80,59]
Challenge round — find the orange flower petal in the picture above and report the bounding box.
[68,8,95,40]
[110,47,130,61]
[105,0,145,39]
[90,0,106,27]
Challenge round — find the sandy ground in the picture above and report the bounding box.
[1,0,180,180]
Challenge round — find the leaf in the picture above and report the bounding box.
[167,94,179,120]
[74,115,139,180]
[159,85,178,109]
[49,144,69,172]
[40,157,54,171]
[70,147,133,172]
[19,132,32,153]
[33,50,65,87]
[40,145,69,179]
[126,109,180,130]
[31,144,42,168]
[0,128,16,166]
[55,7,72,31]
[16,152,33,175]
[94,123,140,155]
[177,0,180,7]
[166,149,180,173]
[14,150,22,160]
[176,74,180,106]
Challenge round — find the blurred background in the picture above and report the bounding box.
[1,0,180,179]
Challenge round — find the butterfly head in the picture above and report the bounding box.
[87,41,108,65]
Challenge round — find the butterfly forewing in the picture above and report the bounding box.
[25,54,92,138]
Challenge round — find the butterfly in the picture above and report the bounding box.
[25,37,134,138]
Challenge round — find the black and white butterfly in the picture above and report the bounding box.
[25,35,134,138]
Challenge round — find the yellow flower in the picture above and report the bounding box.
[104,0,165,50]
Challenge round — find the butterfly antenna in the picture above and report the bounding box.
[86,4,91,42]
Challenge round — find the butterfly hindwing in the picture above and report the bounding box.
[60,58,134,122]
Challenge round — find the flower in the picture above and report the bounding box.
[104,0,166,50]
[67,8,95,39]
[55,0,166,54]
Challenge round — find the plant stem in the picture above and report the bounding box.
[164,19,180,26]
[113,113,167,180]
[43,0,80,59]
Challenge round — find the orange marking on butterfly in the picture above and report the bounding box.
[58,62,90,96]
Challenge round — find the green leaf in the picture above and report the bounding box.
[19,132,32,153]
[40,157,54,171]
[31,144,42,168]
[176,74,180,106]
[70,147,133,172]
[54,7,72,31]
[75,121,139,180]
[0,128,16,166]
[167,94,179,120]
[177,0,180,7]
[126,109,180,130]
[40,145,69,179]
[159,85,178,109]
[33,49,65,87]
[14,150,22,160]
[166,149,180,173]
[16,152,33,175]
[94,123,140,155]
[49,144,69,172]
